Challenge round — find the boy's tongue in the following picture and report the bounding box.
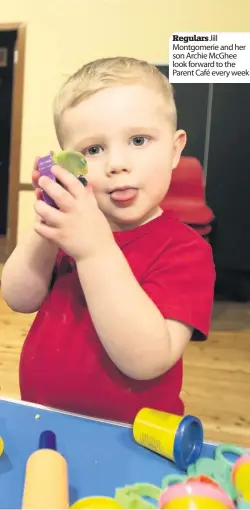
[111,188,137,201]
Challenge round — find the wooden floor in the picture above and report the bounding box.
[0,262,250,447]
[183,302,250,447]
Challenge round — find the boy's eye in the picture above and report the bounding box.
[85,145,103,156]
[131,136,147,146]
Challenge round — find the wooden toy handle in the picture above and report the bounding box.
[22,449,69,509]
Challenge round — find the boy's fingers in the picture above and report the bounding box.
[32,158,41,185]
[33,156,40,171]
[32,169,40,181]
[35,188,43,200]
[51,165,85,199]
[32,167,41,190]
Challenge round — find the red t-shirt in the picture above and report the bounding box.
[19,211,215,423]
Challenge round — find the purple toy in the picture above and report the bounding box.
[37,151,57,207]
[37,150,88,209]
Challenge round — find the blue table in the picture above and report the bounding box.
[0,398,232,508]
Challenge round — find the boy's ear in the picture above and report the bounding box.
[172,129,187,169]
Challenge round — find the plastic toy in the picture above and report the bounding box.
[0,436,4,456]
[133,408,203,470]
[159,480,235,509]
[70,496,123,509]
[162,473,221,490]
[187,457,237,500]
[215,444,246,467]
[38,150,88,208]
[22,430,69,509]
[187,475,222,487]
[237,495,250,510]
[232,454,250,505]
[160,443,249,501]
[115,483,161,509]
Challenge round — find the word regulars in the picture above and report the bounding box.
[172,34,218,43]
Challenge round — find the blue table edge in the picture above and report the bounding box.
[0,396,249,452]
[0,396,131,428]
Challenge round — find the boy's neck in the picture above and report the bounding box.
[110,207,163,232]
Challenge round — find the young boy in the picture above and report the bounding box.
[1,57,215,423]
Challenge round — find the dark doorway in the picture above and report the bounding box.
[0,30,17,235]
[157,64,250,300]
[156,65,209,165]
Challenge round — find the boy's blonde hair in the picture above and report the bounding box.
[53,57,177,147]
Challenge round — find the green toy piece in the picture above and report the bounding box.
[115,483,161,509]
[161,473,187,489]
[215,444,246,467]
[53,150,88,185]
[187,457,237,500]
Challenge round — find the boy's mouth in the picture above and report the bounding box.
[109,187,138,202]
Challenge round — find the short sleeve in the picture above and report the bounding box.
[141,236,215,340]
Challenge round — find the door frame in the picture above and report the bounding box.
[0,23,26,256]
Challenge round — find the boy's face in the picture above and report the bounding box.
[61,84,186,230]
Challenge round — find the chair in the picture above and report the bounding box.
[160,156,214,236]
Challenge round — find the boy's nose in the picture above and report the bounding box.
[105,151,131,176]
[106,165,130,176]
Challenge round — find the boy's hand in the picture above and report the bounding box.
[32,157,43,201]
[34,165,114,262]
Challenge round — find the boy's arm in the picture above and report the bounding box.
[76,242,206,380]
[1,226,58,313]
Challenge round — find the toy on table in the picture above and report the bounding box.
[115,482,161,509]
[113,475,237,509]
[22,430,69,509]
[38,150,88,208]
[133,408,203,470]
[70,496,123,509]
[215,444,246,468]
[231,454,250,508]
[187,456,237,500]
[0,436,4,456]
[161,472,224,492]
[159,480,235,509]
[159,444,250,509]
